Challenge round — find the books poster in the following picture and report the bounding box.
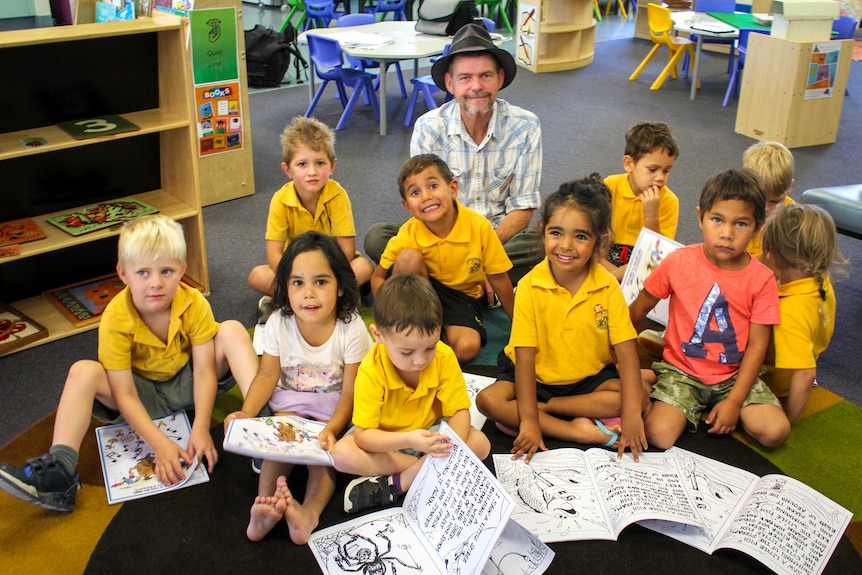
[223,415,335,466]
[0,303,48,355]
[45,197,158,236]
[44,274,125,327]
[96,410,209,504]
[194,82,244,157]
[619,227,682,326]
[804,42,842,100]
[0,217,46,248]
[56,115,140,140]
[189,8,239,85]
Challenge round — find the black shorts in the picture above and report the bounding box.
[496,351,619,402]
[429,277,487,346]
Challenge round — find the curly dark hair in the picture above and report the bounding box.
[540,173,613,262]
[270,231,359,322]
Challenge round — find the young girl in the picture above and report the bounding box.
[224,231,371,544]
[476,174,650,464]
[760,203,846,423]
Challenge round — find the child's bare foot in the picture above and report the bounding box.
[570,417,620,448]
[278,475,319,545]
[246,492,286,541]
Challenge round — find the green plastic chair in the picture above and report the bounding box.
[280,0,307,35]
[476,0,512,33]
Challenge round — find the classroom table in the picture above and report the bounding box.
[670,11,740,100]
[301,21,451,135]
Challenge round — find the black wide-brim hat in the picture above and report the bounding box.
[431,23,516,93]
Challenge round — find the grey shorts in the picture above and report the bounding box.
[92,361,236,424]
[650,361,781,432]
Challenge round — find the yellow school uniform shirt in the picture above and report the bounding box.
[352,341,471,433]
[98,283,220,382]
[763,275,835,397]
[746,196,796,260]
[604,173,679,246]
[264,179,356,248]
[380,202,512,299]
[505,258,637,385]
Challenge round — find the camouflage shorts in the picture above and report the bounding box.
[650,361,781,431]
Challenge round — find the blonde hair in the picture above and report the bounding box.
[761,203,847,298]
[118,214,186,267]
[280,116,336,164]
[742,141,794,200]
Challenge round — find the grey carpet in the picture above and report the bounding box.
[2,38,860,448]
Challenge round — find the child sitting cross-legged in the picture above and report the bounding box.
[330,273,490,514]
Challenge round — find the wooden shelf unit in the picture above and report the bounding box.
[0,14,208,355]
[516,0,597,73]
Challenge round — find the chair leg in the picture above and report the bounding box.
[723,64,740,106]
[337,77,378,130]
[630,44,661,81]
[391,62,407,98]
[651,46,689,90]
[305,79,331,117]
[497,3,513,33]
[404,83,422,127]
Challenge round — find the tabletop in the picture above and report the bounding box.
[301,20,451,61]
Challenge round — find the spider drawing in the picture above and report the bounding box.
[333,524,421,575]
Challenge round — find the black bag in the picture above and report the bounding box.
[244,24,292,88]
[415,0,478,36]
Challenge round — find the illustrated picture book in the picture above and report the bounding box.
[46,197,158,236]
[56,114,140,140]
[620,227,682,326]
[0,217,46,248]
[44,274,126,328]
[223,414,335,467]
[0,303,48,355]
[95,410,209,505]
[308,421,555,575]
[493,446,851,575]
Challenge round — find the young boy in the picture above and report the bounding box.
[370,154,515,363]
[629,169,791,450]
[248,116,373,301]
[0,215,258,512]
[742,140,795,260]
[603,121,680,281]
[330,273,490,513]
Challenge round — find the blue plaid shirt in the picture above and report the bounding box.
[411,99,542,227]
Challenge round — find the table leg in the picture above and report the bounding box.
[379,61,388,135]
[690,37,703,100]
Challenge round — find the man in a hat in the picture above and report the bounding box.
[365,23,542,293]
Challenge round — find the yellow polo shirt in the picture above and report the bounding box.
[98,283,219,382]
[264,179,356,247]
[763,275,835,397]
[380,202,512,299]
[352,341,471,432]
[747,196,796,261]
[505,258,637,385]
[604,173,679,246]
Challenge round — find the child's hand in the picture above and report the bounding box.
[640,185,661,221]
[705,399,741,435]
[188,427,218,472]
[318,428,337,451]
[152,436,192,486]
[618,418,648,462]
[511,420,546,464]
[409,429,454,457]
[223,410,250,433]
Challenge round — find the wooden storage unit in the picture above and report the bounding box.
[735,34,853,148]
[0,14,208,355]
[515,0,596,73]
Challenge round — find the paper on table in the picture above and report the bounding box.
[326,31,394,48]
[690,22,735,33]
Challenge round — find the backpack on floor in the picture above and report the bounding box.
[244,24,292,88]
[415,0,478,36]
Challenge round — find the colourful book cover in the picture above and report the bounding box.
[0,303,48,355]
[96,410,209,505]
[223,414,334,466]
[45,198,158,237]
[44,274,126,328]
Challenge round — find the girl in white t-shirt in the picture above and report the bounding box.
[224,231,371,544]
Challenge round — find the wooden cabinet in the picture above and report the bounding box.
[515,0,596,73]
[0,14,208,354]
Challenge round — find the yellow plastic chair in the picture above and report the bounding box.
[604,0,627,20]
[629,3,698,91]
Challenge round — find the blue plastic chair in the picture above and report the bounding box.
[831,15,857,39]
[338,13,407,99]
[686,0,737,75]
[305,34,380,130]
[303,0,336,31]
[722,28,768,106]
[365,0,407,21]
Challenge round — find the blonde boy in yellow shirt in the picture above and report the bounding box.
[742,141,796,260]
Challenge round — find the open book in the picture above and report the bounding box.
[620,227,682,326]
[95,410,209,504]
[223,414,334,466]
[493,446,851,575]
[308,421,555,575]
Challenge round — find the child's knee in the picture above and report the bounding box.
[467,428,491,459]
[66,359,106,387]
